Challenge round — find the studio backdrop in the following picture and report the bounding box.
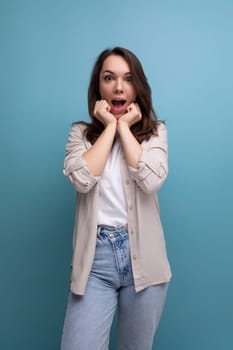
[1,0,232,349]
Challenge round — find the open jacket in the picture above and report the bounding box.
[63,122,172,295]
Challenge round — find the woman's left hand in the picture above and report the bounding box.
[118,103,142,128]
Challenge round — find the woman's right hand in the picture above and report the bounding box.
[93,100,116,127]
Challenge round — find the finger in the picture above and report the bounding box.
[93,101,100,116]
[102,100,111,112]
[134,103,142,118]
[127,103,134,112]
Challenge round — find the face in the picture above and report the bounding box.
[99,54,137,118]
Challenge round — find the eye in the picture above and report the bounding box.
[103,75,114,81]
[125,75,133,82]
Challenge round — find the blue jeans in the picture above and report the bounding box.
[61,225,169,350]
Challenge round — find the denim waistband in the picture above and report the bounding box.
[97,224,128,236]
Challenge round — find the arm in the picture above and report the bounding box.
[118,103,168,194]
[83,124,117,176]
[63,123,100,193]
[83,100,117,176]
[117,103,143,168]
[128,122,168,194]
[63,101,117,193]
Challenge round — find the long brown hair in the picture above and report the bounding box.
[81,47,161,144]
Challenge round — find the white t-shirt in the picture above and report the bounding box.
[97,137,128,226]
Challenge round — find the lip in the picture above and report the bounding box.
[110,98,127,115]
[111,105,126,115]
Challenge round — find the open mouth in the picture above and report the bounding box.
[111,100,126,107]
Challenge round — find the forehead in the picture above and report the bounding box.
[101,54,130,73]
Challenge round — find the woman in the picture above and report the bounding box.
[61,47,171,350]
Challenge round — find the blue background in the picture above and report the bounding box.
[1,0,232,349]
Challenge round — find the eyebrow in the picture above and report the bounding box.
[102,69,131,75]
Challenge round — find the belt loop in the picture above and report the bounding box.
[97,225,102,237]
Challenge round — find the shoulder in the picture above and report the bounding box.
[70,121,89,137]
[157,121,167,133]
[154,122,168,144]
[146,122,167,142]
[151,121,168,140]
[142,122,168,150]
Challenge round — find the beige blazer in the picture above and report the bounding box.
[63,122,172,295]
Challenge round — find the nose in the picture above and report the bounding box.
[114,78,123,93]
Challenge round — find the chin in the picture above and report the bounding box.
[113,114,124,120]
[112,110,126,119]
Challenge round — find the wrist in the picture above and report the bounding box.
[105,119,117,130]
[117,119,130,132]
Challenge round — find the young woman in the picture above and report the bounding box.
[61,47,172,350]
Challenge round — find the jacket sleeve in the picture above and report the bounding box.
[63,123,100,193]
[128,123,168,194]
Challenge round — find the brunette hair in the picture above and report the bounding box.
[82,47,161,144]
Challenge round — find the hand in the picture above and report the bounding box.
[118,103,142,128]
[93,100,116,127]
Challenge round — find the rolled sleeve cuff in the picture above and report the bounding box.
[63,154,88,175]
[128,150,164,182]
[63,156,100,193]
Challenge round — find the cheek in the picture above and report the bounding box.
[99,85,110,99]
[99,86,104,99]
[129,86,137,101]
[99,80,105,99]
